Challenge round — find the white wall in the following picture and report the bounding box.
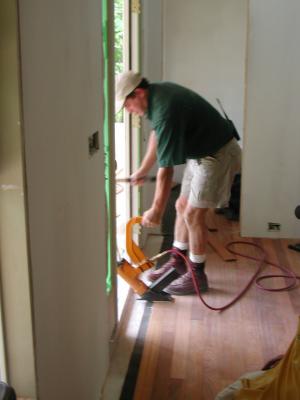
[142,0,163,82]
[241,0,300,238]
[163,0,247,139]
[18,0,113,398]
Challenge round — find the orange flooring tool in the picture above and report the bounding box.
[117,216,181,302]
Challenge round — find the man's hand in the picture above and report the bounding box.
[130,170,146,186]
[142,207,162,227]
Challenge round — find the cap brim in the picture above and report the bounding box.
[115,98,125,114]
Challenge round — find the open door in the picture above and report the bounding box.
[114,0,141,318]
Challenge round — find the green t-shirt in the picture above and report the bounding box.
[146,82,235,167]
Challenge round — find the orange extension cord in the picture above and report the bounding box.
[172,242,300,312]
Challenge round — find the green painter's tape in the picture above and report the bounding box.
[102,0,112,293]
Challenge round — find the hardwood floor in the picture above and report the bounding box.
[128,213,300,400]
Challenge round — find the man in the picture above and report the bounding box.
[115,71,241,295]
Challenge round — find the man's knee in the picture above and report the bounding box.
[183,206,208,227]
[175,196,188,215]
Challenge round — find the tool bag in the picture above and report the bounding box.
[0,382,16,400]
[235,317,300,399]
[216,98,240,141]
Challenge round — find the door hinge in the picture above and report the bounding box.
[131,0,141,14]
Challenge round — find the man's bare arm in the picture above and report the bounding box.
[131,130,157,183]
[142,166,174,226]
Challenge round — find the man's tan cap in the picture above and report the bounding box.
[115,71,142,113]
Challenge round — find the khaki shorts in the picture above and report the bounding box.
[180,138,241,208]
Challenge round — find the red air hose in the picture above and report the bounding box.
[172,241,300,312]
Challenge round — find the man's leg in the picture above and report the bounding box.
[164,205,209,295]
[148,196,189,281]
[184,205,208,255]
[173,195,189,243]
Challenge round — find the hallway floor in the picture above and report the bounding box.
[103,212,300,400]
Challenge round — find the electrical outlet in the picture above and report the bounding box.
[268,222,281,231]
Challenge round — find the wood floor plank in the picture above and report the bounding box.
[151,303,177,400]
[170,296,193,379]
[167,378,184,400]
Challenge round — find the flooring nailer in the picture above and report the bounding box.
[117,216,182,302]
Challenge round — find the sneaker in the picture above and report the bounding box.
[147,250,187,282]
[164,266,208,295]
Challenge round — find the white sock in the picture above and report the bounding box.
[189,253,206,264]
[173,241,189,251]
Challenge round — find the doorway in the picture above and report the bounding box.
[114,0,141,318]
